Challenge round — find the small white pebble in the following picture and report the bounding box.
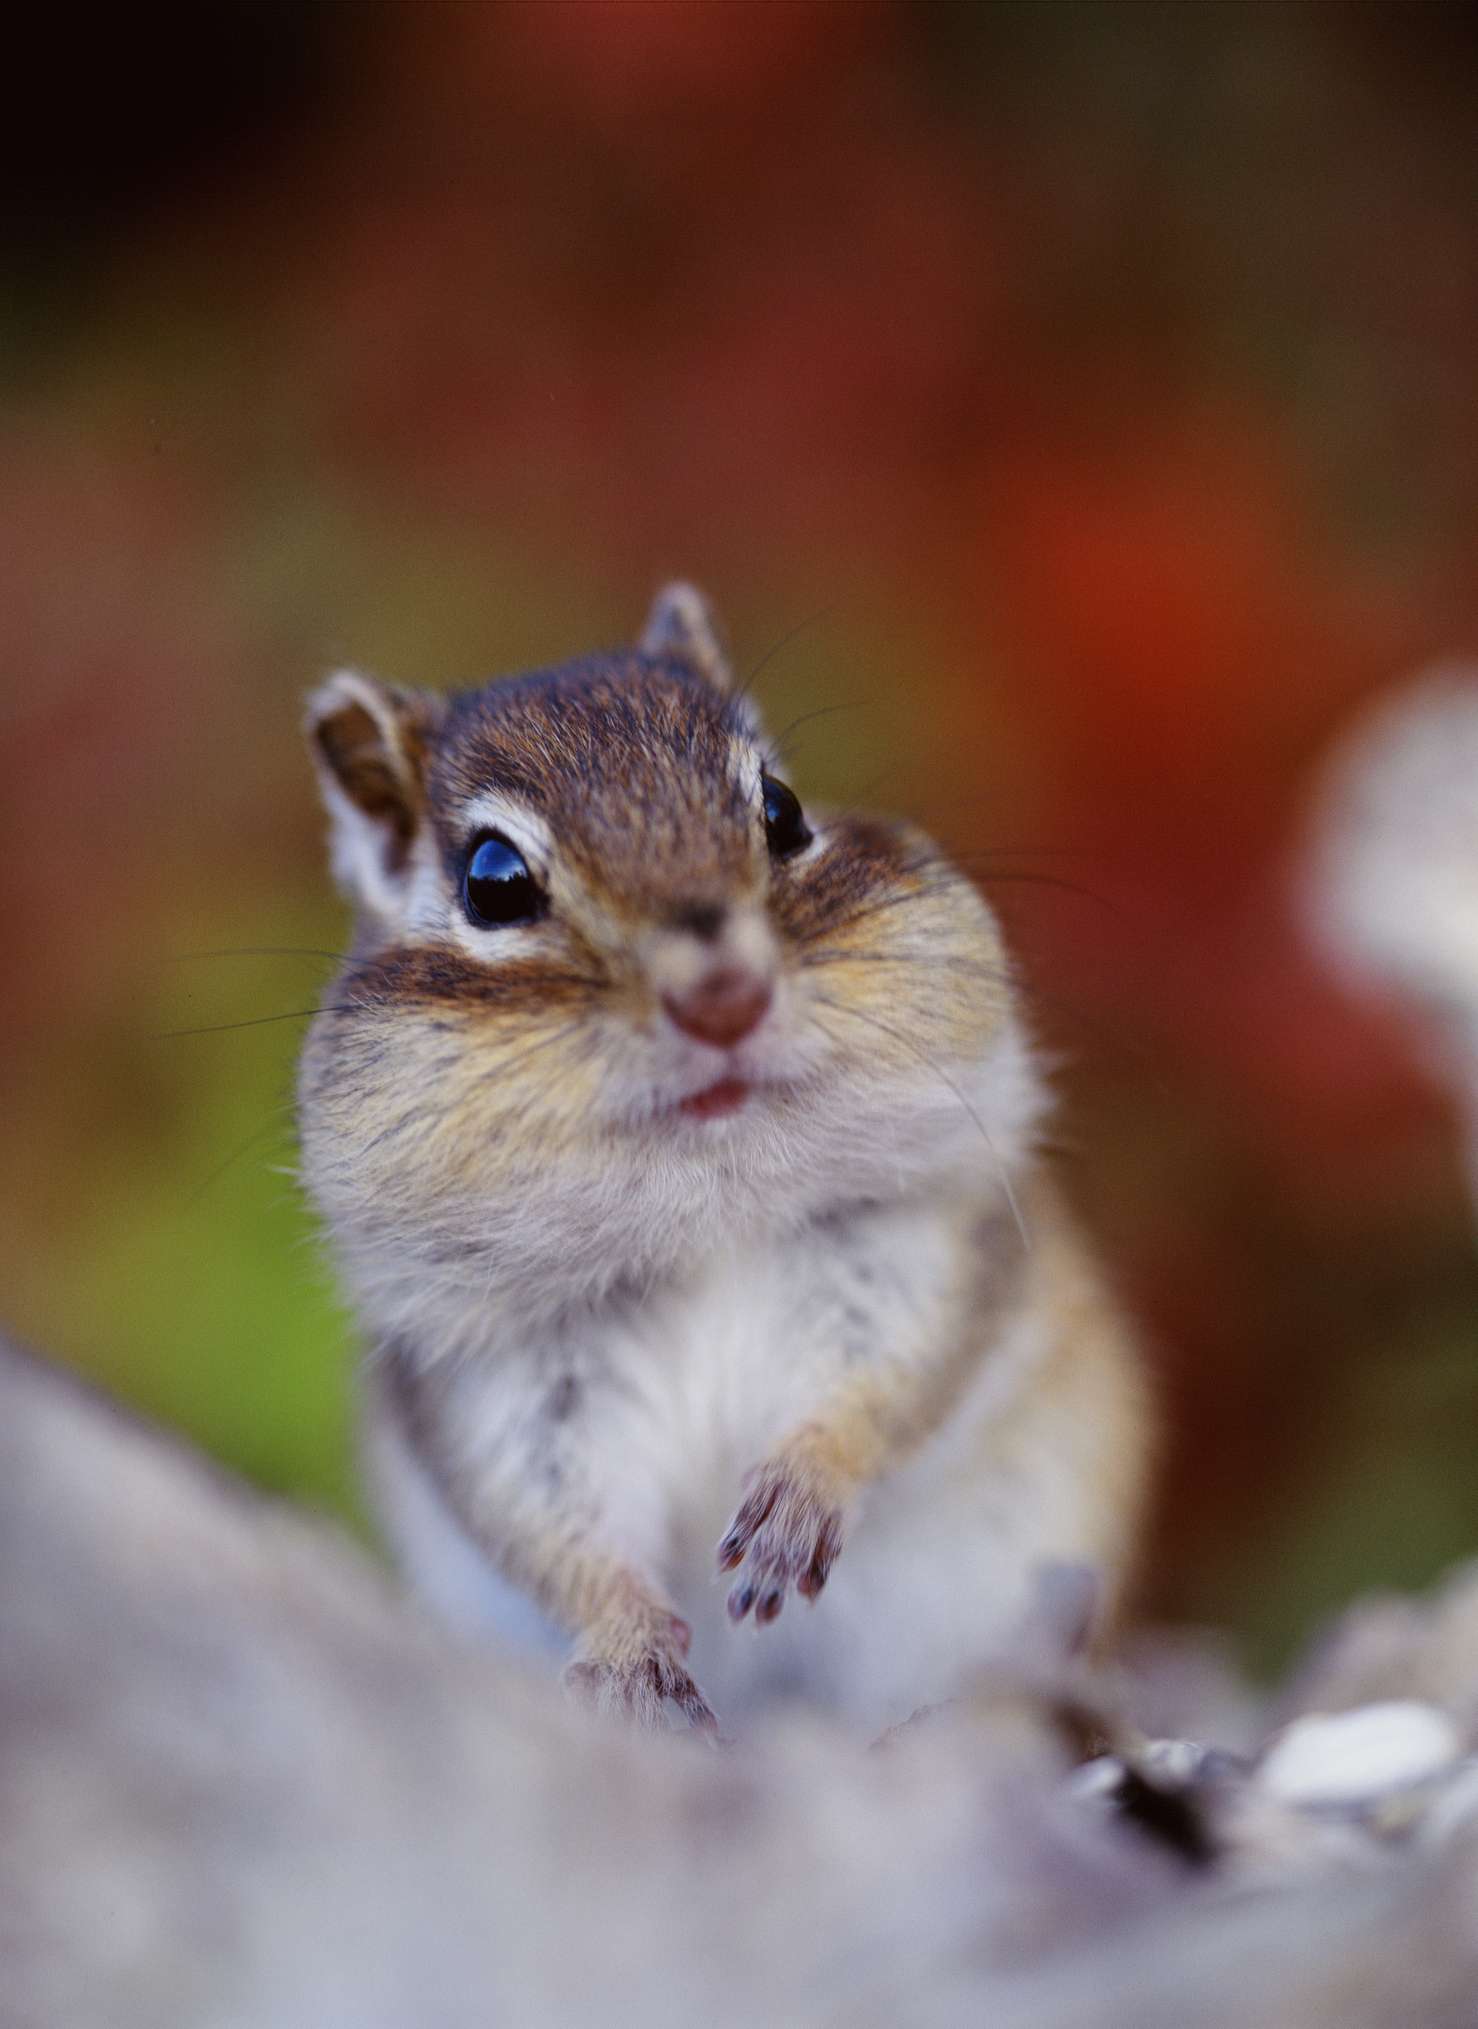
[1067,1755,1124,1802]
[1258,1701,1461,1807]
[1137,1737,1203,1788]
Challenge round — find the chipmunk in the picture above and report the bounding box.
[297,585,1152,1735]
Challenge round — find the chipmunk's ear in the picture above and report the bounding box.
[305,670,444,923]
[640,582,733,693]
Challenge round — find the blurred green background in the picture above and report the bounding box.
[4,0,1478,1674]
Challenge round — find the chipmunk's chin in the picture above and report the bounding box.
[674,1076,751,1122]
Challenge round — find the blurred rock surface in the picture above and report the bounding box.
[7,1338,1478,2027]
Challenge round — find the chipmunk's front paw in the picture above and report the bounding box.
[563,1611,718,1738]
[717,1447,848,1626]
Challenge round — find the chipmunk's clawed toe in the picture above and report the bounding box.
[719,1454,846,1627]
[563,1647,718,1738]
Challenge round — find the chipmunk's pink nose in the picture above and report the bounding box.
[663,970,772,1048]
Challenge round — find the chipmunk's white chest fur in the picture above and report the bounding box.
[572,1203,971,1556]
[369,1190,1086,1726]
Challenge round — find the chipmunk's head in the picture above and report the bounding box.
[299,585,1042,1327]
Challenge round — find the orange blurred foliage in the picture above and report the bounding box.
[4,0,1478,1661]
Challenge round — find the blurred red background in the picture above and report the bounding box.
[4,0,1478,1672]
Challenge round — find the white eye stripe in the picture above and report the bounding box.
[457,796,553,877]
[733,748,764,806]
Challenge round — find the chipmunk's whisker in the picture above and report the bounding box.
[804,947,1148,1072]
[802,874,961,941]
[152,1004,366,1040]
[956,867,1133,925]
[800,947,1010,978]
[733,599,845,710]
[187,1105,298,1206]
[765,701,859,768]
[165,948,345,965]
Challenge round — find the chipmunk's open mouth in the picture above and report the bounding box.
[676,1076,750,1121]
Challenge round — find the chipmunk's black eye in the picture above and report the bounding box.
[463,833,544,927]
[761,774,812,860]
